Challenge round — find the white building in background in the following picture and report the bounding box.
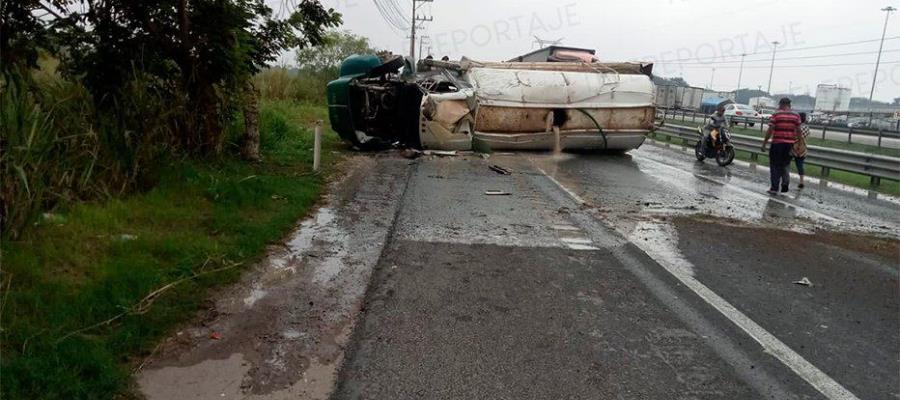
[814,84,851,113]
[748,96,777,109]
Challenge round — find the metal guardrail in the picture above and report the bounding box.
[657,108,900,147]
[727,115,900,140]
[651,123,900,186]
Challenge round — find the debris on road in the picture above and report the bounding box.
[401,149,423,159]
[489,165,513,175]
[793,277,813,286]
[485,190,511,196]
[423,150,458,157]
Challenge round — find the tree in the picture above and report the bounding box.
[893,97,900,106]
[5,0,342,154]
[295,30,377,77]
[0,1,54,75]
[652,76,690,87]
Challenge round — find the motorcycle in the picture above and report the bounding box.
[695,126,735,166]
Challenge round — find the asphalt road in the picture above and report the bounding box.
[334,144,898,400]
[138,141,899,400]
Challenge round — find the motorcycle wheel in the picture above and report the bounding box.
[716,146,735,166]
[694,142,706,161]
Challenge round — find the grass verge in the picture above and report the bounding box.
[0,100,342,399]
[661,118,900,158]
[648,132,900,197]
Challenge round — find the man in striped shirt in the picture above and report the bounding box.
[761,98,802,194]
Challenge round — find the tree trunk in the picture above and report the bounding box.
[241,80,261,161]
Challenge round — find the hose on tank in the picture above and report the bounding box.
[575,108,608,150]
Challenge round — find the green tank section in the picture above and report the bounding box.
[327,55,381,144]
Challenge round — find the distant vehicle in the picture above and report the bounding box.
[723,104,761,126]
[847,117,869,129]
[829,115,848,127]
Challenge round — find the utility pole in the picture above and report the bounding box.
[736,53,746,92]
[766,41,779,94]
[708,67,716,89]
[868,6,896,123]
[410,0,434,60]
[419,35,430,59]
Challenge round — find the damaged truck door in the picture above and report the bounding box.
[327,50,656,152]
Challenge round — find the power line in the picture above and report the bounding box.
[656,48,900,65]
[386,0,411,26]
[669,60,900,69]
[373,0,409,31]
[650,36,900,63]
[775,36,900,55]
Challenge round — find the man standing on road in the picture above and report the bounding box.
[761,98,801,194]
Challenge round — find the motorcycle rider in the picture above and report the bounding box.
[701,104,729,155]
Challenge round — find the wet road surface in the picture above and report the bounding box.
[138,141,898,400]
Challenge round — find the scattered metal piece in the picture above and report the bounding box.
[489,165,513,175]
[793,277,813,286]
[484,190,511,196]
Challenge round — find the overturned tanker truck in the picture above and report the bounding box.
[326,49,656,152]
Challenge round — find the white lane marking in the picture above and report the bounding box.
[560,237,593,245]
[566,243,600,251]
[537,167,861,400]
[635,155,843,224]
[552,224,581,231]
[537,167,589,205]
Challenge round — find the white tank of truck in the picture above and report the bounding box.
[419,60,657,152]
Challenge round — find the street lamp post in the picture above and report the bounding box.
[766,41,780,94]
[736,53,746,93]
[868,6,896,123]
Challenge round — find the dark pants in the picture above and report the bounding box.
[769,143,793,190]
[794,156,806,176]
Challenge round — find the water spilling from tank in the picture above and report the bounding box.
[552,126,562,159]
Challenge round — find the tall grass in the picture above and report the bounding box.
[0,99,339,399]
[1,69,180,238]
[253,67,334,103]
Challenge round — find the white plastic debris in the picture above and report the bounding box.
[793,277,813,286]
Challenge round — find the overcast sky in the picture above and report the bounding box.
[302,0,899,102]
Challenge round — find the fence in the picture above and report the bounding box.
[651,123,900,187]
[657,108,900,148]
